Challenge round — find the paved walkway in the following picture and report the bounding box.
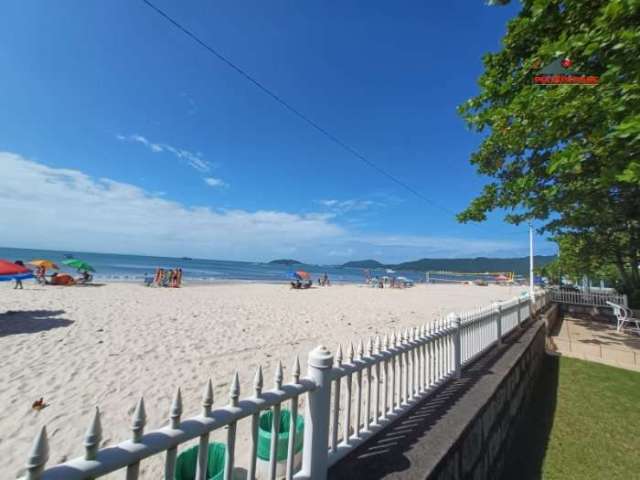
[549,314,640,371]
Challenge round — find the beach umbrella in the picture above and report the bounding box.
[0,260,31,276]
[28,259,59,270]
[0,259,34,281]
[62,259,95,272]
[295,271,310,280]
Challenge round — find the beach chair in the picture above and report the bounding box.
[606,301,640,334]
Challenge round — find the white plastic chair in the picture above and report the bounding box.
[607,301,640,334]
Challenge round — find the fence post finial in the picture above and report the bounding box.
[275,360,284,389]
[170,387,183,429]
[348,342,354,362]
[375,335,381,353]
[202,379,214,415]
[357,340,364,359]
[230,371,240,406]
[84,407,102,460]
[383,334,389,350]
[253,365,264,396]
[300,346,334,480]
[336,344,343,365]
[366,337,373,356]
[293,356,301,383]
[131,397,146,442]
[26,426,49,479]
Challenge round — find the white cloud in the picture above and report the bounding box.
[204,177,227,188]
[318,199,380,215]
[0,152,341,260]
[0,152,532,262]
[117,134,212,173]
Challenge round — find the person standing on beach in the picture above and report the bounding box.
[13,260,24,289]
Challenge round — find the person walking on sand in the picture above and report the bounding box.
[13,260,25,289]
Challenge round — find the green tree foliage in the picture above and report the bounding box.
[460,0,640,303]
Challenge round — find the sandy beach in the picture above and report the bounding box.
[0,281,524,478]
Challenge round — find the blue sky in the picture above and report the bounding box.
[0,0,554,263]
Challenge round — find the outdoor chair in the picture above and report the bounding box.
[606,301,640,334]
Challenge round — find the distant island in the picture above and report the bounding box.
[342,255,555,276]
[342,259,385,269]
[268,259,303,266]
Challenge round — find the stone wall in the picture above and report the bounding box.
[430,314,549,480]
[329,307,554,480]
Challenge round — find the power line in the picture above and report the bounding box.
[140,0,529,237]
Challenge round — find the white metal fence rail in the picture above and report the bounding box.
[24,292,549,480]
[548,288,627,307]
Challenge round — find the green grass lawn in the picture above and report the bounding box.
[502,355,640,480]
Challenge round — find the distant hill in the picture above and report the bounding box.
[268,259,303,266]
[342,259,385,268]
[342,256,555,276]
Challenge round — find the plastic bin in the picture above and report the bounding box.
[256,409,304,478]
[175,442,225,480]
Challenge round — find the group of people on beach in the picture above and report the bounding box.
[146,268,183,288]
[10,261,92,288]
[33,267,92,286]
[290,272,331,289]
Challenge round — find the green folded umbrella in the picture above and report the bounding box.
[62,259,95,272]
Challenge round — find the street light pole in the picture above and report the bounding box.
[529,223,535,300]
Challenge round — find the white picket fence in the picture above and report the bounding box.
[548,288,627,307]
[23,292,549,480]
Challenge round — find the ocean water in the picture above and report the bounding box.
[0,247,426,284]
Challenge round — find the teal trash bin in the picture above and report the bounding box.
[256,409,304,478]
[174,442,225,480]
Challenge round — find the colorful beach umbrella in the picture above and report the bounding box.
[62,259,95,272]
[0,260,31,276]
[28,259,59,270]
[0,259,34,281]
[295,271,311,280]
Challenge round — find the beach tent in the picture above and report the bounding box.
[495,274,510,282]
